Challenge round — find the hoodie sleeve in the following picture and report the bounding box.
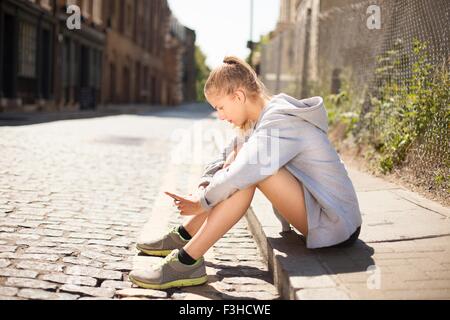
[199,115,305,211]
[197,135,242,189]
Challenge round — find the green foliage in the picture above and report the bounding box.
[322,38,449,194]
[321,74,364,140]
[246,33,271,66]
[195,46,211,102]
[366,39,449,174]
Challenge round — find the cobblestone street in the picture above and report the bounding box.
[0,103,279,300]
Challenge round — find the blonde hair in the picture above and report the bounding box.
[204,56,272,136]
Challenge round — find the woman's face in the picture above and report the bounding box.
[206,90,248,127]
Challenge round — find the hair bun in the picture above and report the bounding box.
[223,57,238,65]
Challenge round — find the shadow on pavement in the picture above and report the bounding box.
[167,262,281,300]
[0,111,120,127]
[166,238,375,300]
[269,231,376,277]
[0,103,216,126]
[140,103,216,121]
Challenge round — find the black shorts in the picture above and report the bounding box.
[330,226,361,248]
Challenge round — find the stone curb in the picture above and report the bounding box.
[245,189,351,300]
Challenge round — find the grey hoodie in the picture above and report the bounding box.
[198,93,362,249]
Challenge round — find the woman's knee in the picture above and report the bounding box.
[221,185,256,204]
[213,185,256,213]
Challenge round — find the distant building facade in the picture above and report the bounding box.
[0,0,196,113]
[163,16,196,105]
[260,0,448,98]
[102,0,169,106]
[56,0,106,111]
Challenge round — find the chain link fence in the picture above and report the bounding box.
[260,0,449,199]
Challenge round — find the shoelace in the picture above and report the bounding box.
[169,226,188,242]
[151,227,181,270]
[152,250,178,270]
[169,226,179,236]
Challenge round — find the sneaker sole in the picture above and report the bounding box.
[136,244,173,257]
[129,274,208,290]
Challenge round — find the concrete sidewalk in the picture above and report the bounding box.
[247,164,450,299]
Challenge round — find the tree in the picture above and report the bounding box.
[195,46,211,102]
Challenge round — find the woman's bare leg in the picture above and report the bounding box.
[182,212,208,238]
[183,168,308,259]
[183,186,257,260]
[182,150,239,237]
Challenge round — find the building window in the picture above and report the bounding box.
[127,3,132,34]
[82,0,92,19]
[18,21,37,78]
[110,63,116,102]
[39,0,52,11]
[93,0,103,25]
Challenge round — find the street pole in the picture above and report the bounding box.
[249,0,254,68]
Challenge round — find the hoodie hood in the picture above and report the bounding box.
[266,93,329,134]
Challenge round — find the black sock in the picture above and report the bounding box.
[178,248,197,265]
[178,225,192,241]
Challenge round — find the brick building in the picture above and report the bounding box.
[56,0,106,111]
[0,0,58,111]
[0,0,196,113]
[97,0,197,107]
[102,0,168,106]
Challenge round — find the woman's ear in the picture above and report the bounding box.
[235,89,247,104]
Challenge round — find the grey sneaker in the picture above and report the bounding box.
[136,226,190,257]
[129,249,208,290]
